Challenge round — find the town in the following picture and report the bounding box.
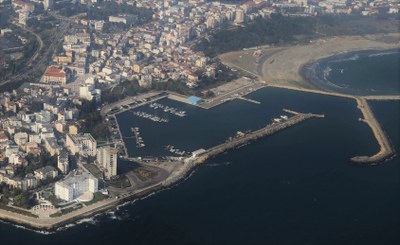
[0,0,398,226]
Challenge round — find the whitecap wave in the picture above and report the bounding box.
[75,217,98,225]
[323,66,332,80]
[332,54,360,63]
[368,51,397,57]
[0,219,54,235]
[206,162,232,167]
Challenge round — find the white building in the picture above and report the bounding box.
[55,173,98,202]
[79,84,101,102]
[65,133,97,156]
[43,0,54,10]
[97,146,118,179]
[235,8,245,24]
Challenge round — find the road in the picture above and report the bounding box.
[0,13,73,88]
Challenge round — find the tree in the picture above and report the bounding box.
[14,191,31,209]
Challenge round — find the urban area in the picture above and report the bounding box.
[0,0,398,225]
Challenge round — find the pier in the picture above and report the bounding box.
[351,98,394,164]
[237,96,261,105]
[194,110,324,163]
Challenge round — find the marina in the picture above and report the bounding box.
[164,145,189,156]
[133,111,169,123]
[149,103,187,117]
[131,127,145,148]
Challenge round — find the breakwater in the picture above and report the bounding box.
[194,110,324,163]
[351,98,395,164]
[266,84,397,164]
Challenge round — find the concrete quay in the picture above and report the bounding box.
[196,110,324,162]
[101,92,168,116]
[351,98,395,164]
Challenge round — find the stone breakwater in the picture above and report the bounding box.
[351,98,395,164]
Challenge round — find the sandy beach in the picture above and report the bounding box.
[220,33,400,90]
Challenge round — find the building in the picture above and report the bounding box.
[97,146,118,179]
[44,137,60,156]
[57,151,69,174]
[235,8,245,24]
[18,11,29,26]
[187,96,202,105]
[42,66,69,84]
[108,15,137,25]
[43,0,53,11]
[65,133,97,156]
[14,132,28,146]
[54,173,98,202]
[34,166,58,180]
[191,149,206,158]
[94,20,105,31]
[79,84,101,102]
[0,174,38,190]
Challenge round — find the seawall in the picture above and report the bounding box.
[351,98,395,164]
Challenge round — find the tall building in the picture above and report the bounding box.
[58,151,69,174]
[55,173,98,202]
[66,133,97,156]
[43,0,54,11]
[234,8,245,24]
[97,146,118,179]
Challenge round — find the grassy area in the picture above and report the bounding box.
[107,175,131,188]
[85,164,103,179]
[0,204,38,218]
[84,192,108,206]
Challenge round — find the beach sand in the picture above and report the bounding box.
[220,33,400,90]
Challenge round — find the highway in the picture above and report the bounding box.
[1,13,73,88]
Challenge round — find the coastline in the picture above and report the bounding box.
[300,48,400,95]
[0,158,197,232]
[219,33,399,164]
[1,33,399,232]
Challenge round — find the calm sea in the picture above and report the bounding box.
[0,57,399,245]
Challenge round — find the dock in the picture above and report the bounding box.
[194,110,324,163]
[237,96,261,104]
[351,98,394,164]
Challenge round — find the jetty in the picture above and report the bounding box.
[351,98,394,164]
[237,96,261,104]
[194,110,324,163]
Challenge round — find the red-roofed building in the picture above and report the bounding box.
[42,66,69,84]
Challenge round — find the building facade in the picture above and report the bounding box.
[66,133,97,156]
[97,146,118,179]
[55,173,98,201]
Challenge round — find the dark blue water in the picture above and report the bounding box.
[117,88,378,158]
[0,87,398,245]
[307,50,400,95]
